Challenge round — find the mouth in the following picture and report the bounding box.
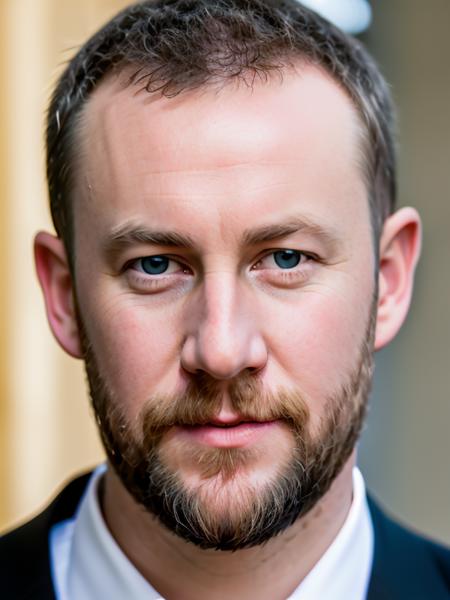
[177,419,279,448]
[206,416,258,427]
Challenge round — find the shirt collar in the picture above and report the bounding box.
[287,467,374,600]
[56,465,373,600]
[68,464,160,600]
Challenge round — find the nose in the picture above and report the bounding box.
[180,272,268,380]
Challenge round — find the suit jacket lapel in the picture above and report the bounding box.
[1,472,91,600]
[366,495,450,599]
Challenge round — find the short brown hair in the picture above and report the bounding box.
[47,0,396,262]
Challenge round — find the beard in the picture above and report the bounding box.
[80,304,375,551]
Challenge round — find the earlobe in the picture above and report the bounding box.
[34,231,82,358]
[375,207,422,350]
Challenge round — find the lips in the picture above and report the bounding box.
[206,417,255,427]
[178,419,278,448]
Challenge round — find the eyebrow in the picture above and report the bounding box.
[103,223,196,260]
[241,218,340,248]
[103,216,340,260]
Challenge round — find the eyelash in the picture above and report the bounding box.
[124,250,318,290]
[251,250,315,271]
[124,256,190,292]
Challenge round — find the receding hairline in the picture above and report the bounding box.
[47,0,396,268]
[72,58,372,203]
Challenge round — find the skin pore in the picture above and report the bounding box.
[35,64,421,599]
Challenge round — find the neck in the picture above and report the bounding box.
[102,452,356,600]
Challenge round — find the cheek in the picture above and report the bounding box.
[262,284,373,410]
[79,293,184,417]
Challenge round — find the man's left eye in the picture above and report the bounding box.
[254,250,310,270]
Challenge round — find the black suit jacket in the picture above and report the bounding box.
[2,473,450,599]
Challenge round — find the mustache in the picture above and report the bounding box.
[138,371,311,437]
[94,369,312,479]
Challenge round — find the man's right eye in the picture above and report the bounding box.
[123,255,193,294]
[130,255,188,276]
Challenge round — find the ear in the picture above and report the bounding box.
[374,207,422,351]
[34,231,82,358]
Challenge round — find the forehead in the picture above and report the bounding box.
[75,65,368,241]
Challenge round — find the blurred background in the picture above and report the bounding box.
[0,0,449,543]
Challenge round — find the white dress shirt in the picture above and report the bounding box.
[50,465,373,600]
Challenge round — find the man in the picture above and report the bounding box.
[1,0,449,598]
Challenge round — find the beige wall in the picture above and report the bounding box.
[0,1,12,527]
[0,0,130,531]
[1,0,449,545]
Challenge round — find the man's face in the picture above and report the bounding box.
[73,66,376,548]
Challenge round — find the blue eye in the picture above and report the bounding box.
[273,250,301,269]
[140,256,170,274]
